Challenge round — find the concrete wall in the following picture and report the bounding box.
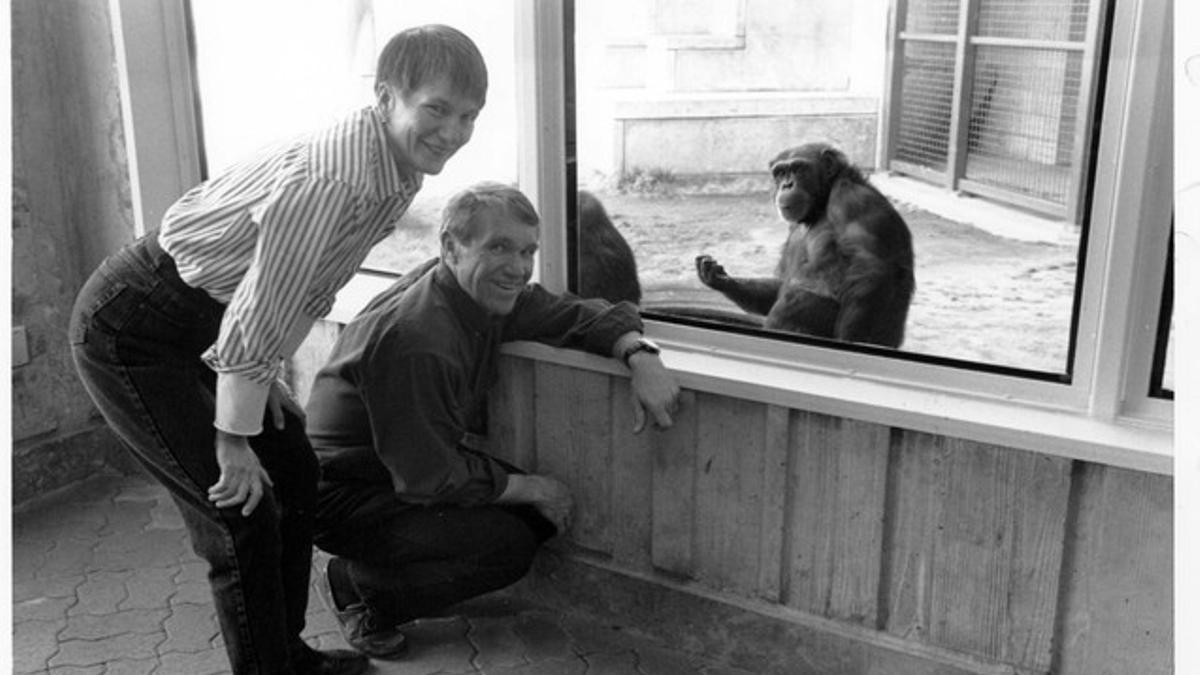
[11,0,140,503]
[576,0,888,185]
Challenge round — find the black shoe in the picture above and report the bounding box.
[292,645,370,675]
[317,561,408,660]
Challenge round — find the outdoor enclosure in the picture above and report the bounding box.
[885,0,1106,222]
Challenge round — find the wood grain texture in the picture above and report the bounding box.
[486,357,1171,673]
[883,430,942,645]
[609,376,656,572]
[1056,465,1172,675]
[784,411,889,627]
[651,390,698,577]
[692,392,768,595]
[533,362,614,556]
[488,355,536,468]
[884,431,1071,672]
[757,405,791,602]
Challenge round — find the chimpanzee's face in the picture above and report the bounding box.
[770,143,844,225]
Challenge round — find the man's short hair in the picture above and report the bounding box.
[441,183,540,244]
[376,25,487,105]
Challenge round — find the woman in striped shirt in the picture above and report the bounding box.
[68,25,485,675]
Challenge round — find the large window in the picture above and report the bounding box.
[569,0,1110,377]
[116,0,1172,471]
[190,0,521,276]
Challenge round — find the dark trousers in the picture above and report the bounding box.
[314,479,556,626]
[69,234,317,675]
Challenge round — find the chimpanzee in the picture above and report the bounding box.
[577,190,642,305]
[695,143,914,347]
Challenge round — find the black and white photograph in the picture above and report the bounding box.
[5,0,1192,673]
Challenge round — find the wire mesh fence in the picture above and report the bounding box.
[904,0,960,33]
[894,40,956,174]
[964,46,1083,205]
[889,0,1098,220]
[976,0,1089,41]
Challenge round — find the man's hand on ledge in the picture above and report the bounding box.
[497,474,574,535]
[628,351,681,433]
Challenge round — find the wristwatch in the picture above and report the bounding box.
[621,336,661,366]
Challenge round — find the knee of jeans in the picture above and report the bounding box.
[486,518,545,571]
[491,541,540,588]
[239,489,285,531]
[187,496,285,570]
[289,450,320,499]
[267,444,319,513]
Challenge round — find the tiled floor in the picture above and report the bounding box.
[12,472,751,675]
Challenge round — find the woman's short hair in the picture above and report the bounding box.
[441,183,540,244]
[376,25,488,105]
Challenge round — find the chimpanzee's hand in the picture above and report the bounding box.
[695,255,731,291]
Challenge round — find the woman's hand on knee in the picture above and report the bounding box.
[209,431,275,516]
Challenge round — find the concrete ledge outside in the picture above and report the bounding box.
[611,93,879,121]
[599,93,881,176]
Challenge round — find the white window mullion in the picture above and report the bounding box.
[109,0,202,235]
[1079,0,1172,422]
[1118,0,1174,422]
[516,0,568,294]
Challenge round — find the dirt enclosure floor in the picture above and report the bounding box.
[594,190,1078,373]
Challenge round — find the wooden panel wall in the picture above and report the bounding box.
[1056,464,1174,675]
[883,434,1073,672]
[487,356,1173,674]
[785,412,889,625]
[293,329,1172,674]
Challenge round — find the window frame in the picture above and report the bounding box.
[112,0,1173,474]
[541,0,1173,472]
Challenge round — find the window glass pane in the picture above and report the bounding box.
[1157,317,1174,394]
[1151,236,1174,397]
[191,0,518,275]
[572,0,1099,374]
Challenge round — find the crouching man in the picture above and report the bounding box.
[306,182,681,659]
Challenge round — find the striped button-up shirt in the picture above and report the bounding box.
[159,106,422,435]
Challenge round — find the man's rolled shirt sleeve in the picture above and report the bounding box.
[359,331,509,506]
[204,179,352,434]
[504,286,643,354]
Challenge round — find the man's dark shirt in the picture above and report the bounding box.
[306,260,642,507]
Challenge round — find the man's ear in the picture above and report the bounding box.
[375,83,395,115]
[440,230,458,264]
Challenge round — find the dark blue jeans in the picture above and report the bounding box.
[69,234,318,675]
[314,478,556,626]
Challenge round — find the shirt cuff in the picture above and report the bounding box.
[214,372,271,436]
[611,331,643,361]
[488,467,511,504]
